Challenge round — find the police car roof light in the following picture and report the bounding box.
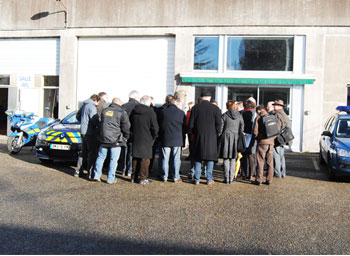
[336,106,350,113]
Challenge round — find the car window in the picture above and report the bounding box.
[326,116,336,131]
[336,119,350,138]
[61,112,79,124]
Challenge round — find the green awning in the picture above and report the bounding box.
[181,77,314,85]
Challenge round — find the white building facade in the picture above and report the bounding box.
[1,0,350,152]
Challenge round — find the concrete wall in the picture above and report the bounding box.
[1,0,350,30]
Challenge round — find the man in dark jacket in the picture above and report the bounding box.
[253,105,278,186]
[74,94,100,179]
[92,98,130,184]
[189,91,222,185]
[130,95,159,185]
[159,97,186,183]
[121,90,140,176]
[273,99,291,178]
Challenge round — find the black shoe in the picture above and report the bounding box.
[264,181,271,185]
[255,181,262,186]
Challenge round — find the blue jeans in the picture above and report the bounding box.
[194,161,214,183]
[94,146,121,183]
[162,146,182,181]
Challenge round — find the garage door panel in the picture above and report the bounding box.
[77,37,175,105]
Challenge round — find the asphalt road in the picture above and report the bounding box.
[0,135,350,255]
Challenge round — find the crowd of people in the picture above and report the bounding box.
[74,90,292,186]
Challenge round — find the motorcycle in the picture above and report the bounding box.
[5,110,57,154]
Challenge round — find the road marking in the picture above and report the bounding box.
[312,158,320,171]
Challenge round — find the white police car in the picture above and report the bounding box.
[320,106,350,180]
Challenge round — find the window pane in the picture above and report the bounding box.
[259,87,290,115]
[43,89,58,119]
[227,37,294,71]
[336,120,350,138]
[194,37,219,70]
[44,76,59,87]
[228,87,257,103]
[0,75,10,85]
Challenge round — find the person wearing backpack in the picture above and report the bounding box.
[253,105,280,186]
[273,99,292,178]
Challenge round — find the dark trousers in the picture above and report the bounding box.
[241,153,256,179]
[256,144,274,183]
[122,142,133,175]
[76,135,98,178]
[132,158,150,182]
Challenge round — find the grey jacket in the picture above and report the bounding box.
[218,110,244,159]
[79,98,99,136]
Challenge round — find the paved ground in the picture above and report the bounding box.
[0,135,350,254]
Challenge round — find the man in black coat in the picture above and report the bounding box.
[189,91,222,185]
[93,98,130,184]
[159,97,187,183]
[130,95,159,185]
[121,90,140,176]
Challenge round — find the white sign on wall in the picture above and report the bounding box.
[18,75,34,88]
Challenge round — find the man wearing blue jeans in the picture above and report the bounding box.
[189,91,222,185]
[159,97,186,183]
[93,97,130,184]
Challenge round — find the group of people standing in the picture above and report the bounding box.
[73,89,292,186]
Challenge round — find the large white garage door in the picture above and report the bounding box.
[77,37,175,105]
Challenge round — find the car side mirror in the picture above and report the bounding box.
[322,131,332,137]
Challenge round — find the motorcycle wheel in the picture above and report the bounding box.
[7,136,23,154]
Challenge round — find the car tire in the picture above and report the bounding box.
[319,149,326,165]
[327,155,336,181]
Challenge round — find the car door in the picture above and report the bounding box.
[321,115,336,162]
[321,116,337,163]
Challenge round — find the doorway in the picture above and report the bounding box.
[0,88,8,135]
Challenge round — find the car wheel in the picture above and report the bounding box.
[327,155,336,181]
[319,149,326,165]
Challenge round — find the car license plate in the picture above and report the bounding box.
[50,144,71,150]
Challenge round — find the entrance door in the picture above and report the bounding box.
[0,88,8,135]
[259,87,290,115]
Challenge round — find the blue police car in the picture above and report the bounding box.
[319,106,350,180]
[35,111,82,162]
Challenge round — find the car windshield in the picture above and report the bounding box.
[61,112,80,125]
[335,119,350,138]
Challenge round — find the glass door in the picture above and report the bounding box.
[258,87,290,115]
[227,86,257,102]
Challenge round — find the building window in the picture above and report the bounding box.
[194,37,219,71]
[0,75,10,85]
[43,76,59,119]
[226,37,294,71]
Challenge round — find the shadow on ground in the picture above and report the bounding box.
[0,224,270,255]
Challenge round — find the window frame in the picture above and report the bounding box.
[193,35,305,75]
[224,35,295,73]
[193,36,221,73]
